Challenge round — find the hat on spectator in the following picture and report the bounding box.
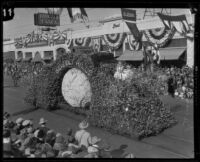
[91,136,101,145]
[16,117,24,124]
[22,120,31,127]
[79,120,89,129]
[87,146,99,153]
[39,118,47,125]
[124,153,135,158]
[61,150,73,157]
[3,119,9,127]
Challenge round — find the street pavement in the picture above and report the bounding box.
[3,75,194,158]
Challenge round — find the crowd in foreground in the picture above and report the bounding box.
[3,112,135,158]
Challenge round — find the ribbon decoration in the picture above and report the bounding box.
[73,37,85,46]
[127,34,142,51]
[53,31,61,41]
[102,33,126,50]
[41,32,48,41]
[143,27,176,47]
[91,37,101,52]
[73,37,91,47]
[61,30,68,40]
[65,39,73,49]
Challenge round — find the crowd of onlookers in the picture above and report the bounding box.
[3,112,135,158]
[4,61,44,87]
[164,65,193,99]
[114,62,193,100]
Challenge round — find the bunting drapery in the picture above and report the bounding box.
[73,37,91,47]
[143,27,176,47]
[102,33,126,50]
[157,13,191,37]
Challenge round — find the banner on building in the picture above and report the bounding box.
[121,8,142,42]
[34,13,60,26]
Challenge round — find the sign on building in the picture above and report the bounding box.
[34,13,60,26]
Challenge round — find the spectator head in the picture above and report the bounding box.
[39,118,47,125]
[66,128,73,136]
[54,134,66,151]
[30,147,36,154]
[79,120,89,129]
[3,129,11,138]
[27,127,34,134]
[29,120,34,126]
[126,64,132,70]
[3,119,9,128]
[34,129,45,141]
[45,129,56,143]
[4,112,10,119]
[16,117,24,125]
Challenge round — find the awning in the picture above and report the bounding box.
[117,48,186,61]
[116,50,143,61]
[32,54,43,63]
[23,57,32,62]
[15,58,22,62]
[160,48,186,60]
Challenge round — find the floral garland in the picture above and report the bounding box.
[127,34,142,51]
[102,33,126,50]
[143,27,176,47]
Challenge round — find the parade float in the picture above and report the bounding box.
[17,8,194,139]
